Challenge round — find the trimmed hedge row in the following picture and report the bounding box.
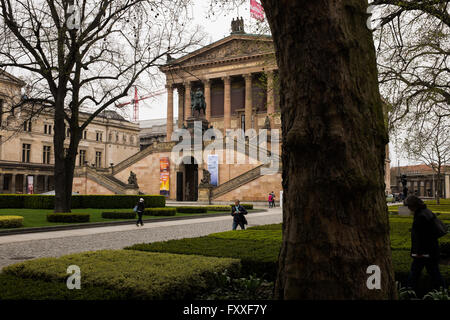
[102,212,136,219]
[47,213,90,223]
[126,222,450,296]
[1,250,240,300]
[144,208,177,216]
[0,194,165,209]
[175,206,208,214]
[0,216,24,228]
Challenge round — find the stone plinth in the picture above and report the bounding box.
[198,185,213,204]
[186,117,210,133]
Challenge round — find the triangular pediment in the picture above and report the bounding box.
[0,69,26,87]
[164,34,274,69]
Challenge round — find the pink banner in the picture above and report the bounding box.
[250,0,265,21]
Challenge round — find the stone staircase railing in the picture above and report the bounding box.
[112,141,177,174]
[75,166,137,194]
[211,162,281,199]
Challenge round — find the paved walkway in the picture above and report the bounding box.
[0,208,282,270]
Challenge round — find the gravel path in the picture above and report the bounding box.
[0,208,282,270]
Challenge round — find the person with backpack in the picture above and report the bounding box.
[135,198,145,227]
[404,195,447,293]
[231,199,248,230]
[268,193,273,208]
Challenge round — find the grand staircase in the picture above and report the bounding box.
[211,162,281,199]
[74,166,133,194]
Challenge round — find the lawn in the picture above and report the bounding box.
[0,208,239,229]
[388,199,450,216]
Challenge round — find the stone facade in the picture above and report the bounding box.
[390,164,450,199]
[0,24,392,201]
[0,69,140,194]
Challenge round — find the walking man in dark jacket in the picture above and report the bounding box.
[136,198,145,227]
[231,200,247,230]
[404,195,446,293]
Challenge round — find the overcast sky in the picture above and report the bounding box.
[136,1,252,122]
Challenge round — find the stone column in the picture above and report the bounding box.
[184,81,192,121]
[44,175,49,192]
[203,79,211,122]
[177,86,185,128]
[166,84,174,142]
[23,174,27,194]
[223,76,231,132]
[244,74,253,131]
[11,174,16,194]
[266,70,275,126]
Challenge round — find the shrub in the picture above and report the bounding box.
[0,195,24,208]
[175,206,208,214]
[144,208,176,216]
[72,195,165,209]
[0,216,24,228]
[126,230,281,280]
[205,205,232,212]
[2,250,240,300]
[126,221,450,288]
[101,212,136,219]
[23,195,54,209]
[0,194,165,209]
[46,213,90,223]
[230,203,253,210]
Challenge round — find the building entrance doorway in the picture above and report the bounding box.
[177,156,198,201]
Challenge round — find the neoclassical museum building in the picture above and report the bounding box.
[0,22,392,202]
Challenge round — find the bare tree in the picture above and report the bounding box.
[0,0,203,212]
[373,1,450,130]
[404,112,450,203]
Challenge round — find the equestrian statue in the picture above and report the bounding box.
[191,88,206,118]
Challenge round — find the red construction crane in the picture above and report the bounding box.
[115,86,166,122]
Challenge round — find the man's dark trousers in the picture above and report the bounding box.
[407,257,446,292]
[232,220,245,230]
[136,211,144,226]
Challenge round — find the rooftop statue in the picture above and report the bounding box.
[231,17,245,33]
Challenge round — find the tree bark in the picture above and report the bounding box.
[261,0,397,299]
[53,96,79,213]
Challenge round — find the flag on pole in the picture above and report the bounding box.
[250,0,265,21]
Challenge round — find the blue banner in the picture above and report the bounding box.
[207,155,219,186]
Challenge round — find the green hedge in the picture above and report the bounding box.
[126,228,281,279]
[101,212,136,219]
[1,250,240,300]
[0,216,24,228]
[175,206,208,214]
[47,213,90,223]
[126,222,450,292]
[205,205,232,212]
[0,194,165,209]
[238,204,253,210]
[144,208,177,216]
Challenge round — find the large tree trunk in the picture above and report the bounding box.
[261,0,397,299]
[53,99,78,213]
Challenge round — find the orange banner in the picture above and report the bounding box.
[160,157,170,197]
